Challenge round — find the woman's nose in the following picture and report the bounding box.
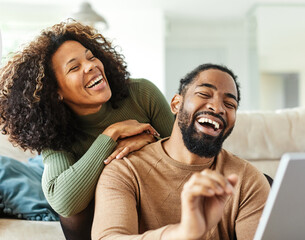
[84,61,96,73]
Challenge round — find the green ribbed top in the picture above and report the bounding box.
[41,79,174,217]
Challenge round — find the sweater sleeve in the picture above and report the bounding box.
[133,79,174,138]
[92,158,169,240]
[41,134,117,217]
[235,163,270,239]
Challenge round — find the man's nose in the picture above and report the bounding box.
[206,99,225,115]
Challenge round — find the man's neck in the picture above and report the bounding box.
[162,125,215,165]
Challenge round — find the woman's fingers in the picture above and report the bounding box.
[104,133,157,165]
[104,147,124,164]
[115,147,130,160]
[103,120,160,141]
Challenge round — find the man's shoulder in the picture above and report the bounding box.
[125,140,162,164]
[105,141,162,173]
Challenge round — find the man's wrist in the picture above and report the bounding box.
[161,224,188,240]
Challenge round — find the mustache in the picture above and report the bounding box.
[193,111,227,129]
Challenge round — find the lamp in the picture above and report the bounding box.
[70,2,108,29]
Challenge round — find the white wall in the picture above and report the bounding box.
[255,5,305,109]
[0,1,166,92]
[98,6,165,92]
[165,19,251,110]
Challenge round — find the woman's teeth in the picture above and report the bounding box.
[86,76,103,88]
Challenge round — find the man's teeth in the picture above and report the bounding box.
[86,76,103,88]
[197,118,220,130]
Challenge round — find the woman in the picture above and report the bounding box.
[0,20,174,239]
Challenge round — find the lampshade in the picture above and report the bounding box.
[71,2,108,29]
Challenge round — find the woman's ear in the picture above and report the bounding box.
[170,94,182,114]
[57,90,64,101]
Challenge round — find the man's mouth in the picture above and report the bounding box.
[197,117,220,131]
[85,75,104,88]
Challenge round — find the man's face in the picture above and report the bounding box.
[176,69,238,158]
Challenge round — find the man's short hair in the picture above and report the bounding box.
[178,63,241,105]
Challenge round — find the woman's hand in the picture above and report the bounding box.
[103,120,159,141]
[104,132,156,164]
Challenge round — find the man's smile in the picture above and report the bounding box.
[193,112,226,137]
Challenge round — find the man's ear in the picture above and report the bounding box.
[170,94,182,114]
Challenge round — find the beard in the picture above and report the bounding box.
[177,106,233,158]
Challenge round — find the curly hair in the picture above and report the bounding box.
[0,20,130,152]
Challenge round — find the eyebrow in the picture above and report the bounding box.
[65,49,90,67]
[196,83,238,102]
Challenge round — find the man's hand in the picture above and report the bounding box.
[162,169,238,240]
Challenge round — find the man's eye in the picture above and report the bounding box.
[225,102,236,109]
[198,93,210,98]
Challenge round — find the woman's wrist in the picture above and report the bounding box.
[102,126,120,141]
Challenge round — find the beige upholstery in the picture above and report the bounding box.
[224,107,305,178]
[0,219,64,240]
[0,107,304,238]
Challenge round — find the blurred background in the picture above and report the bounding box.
[1,0,305,111]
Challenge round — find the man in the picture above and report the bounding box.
[91,63,270,240]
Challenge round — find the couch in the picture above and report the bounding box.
[0,106,304,239]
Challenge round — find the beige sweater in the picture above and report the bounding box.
[92,139,270,240]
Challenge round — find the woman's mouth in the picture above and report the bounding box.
[85,75,103,88]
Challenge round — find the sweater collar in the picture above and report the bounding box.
[156,137,218,171]
[76,102,111,126]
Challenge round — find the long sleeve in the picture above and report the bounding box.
[41,78,174,217]
[42,134,117,217]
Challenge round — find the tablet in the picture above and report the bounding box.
[254,152,305,240]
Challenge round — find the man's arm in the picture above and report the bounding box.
[91,161,238,240]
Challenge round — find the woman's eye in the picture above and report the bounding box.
[68,66,79,72]
[89,55,95,60]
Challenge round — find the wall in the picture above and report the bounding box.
[165,19,251,110]
[255,4,305,109]
[99,6,165,92]
[0,2,166,92]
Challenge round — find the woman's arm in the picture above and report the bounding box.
[105,79,175,163]
[42,134,116,217]
[42,120,160,217]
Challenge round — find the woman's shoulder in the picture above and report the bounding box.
[128,78,159,92]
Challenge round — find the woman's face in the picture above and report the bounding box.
[52,40,112,115]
